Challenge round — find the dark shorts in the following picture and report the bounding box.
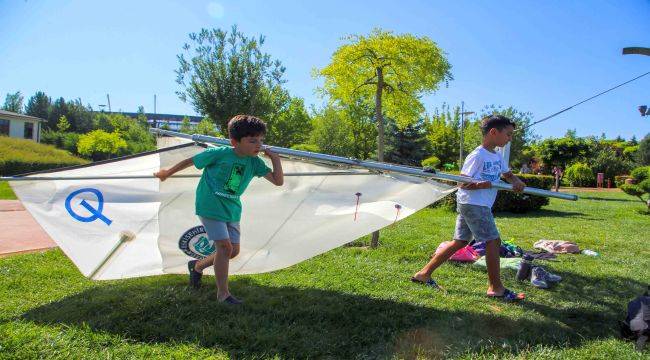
[453,203,500,242]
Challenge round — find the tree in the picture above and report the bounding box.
[261,87,312,148]
[426,104,461,166]
[317,28,452,162]
[534,136,591,172]
[48,97,68,130]
[317,28,452,248]
[25,91,51,120]
[385,118,430,166]
[57,115,71,132]
[175,26,285,133]
[2,91,24,113]
[308,103,376,159]
[638,133,650,165]
[196,118,218,136]
[77,130,127,161]
[179,116,193,134]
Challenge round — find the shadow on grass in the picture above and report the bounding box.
[578,196,636,203]
[496,208,588,219]
[17,272,647,359]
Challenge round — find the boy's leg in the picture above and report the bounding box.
[194,243,240,273]
[484,238,506,296]
[412,240,467,281]
[213,239,233,301]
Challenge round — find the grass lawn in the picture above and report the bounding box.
[0,181,17,200]
[0,190,648,359]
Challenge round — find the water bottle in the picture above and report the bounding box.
[516,254,534,281]
[581,249,599,257]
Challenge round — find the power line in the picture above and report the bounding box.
[521,71,650,131]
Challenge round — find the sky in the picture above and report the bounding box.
[1,0,649,140]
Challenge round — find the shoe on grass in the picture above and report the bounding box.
[188,260,202,289]
[531,267,549,289]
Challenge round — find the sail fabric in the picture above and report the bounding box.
[10,141,455,280]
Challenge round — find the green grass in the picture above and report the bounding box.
[1,190,648,359]
[0,181,16,200]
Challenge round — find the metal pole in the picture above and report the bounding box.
[1,172,372,182]
[150,128,578,201]
[460,101,465,168]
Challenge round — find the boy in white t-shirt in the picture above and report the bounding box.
[412,115,526,302]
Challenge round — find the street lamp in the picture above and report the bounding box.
[623,47,649,116]
[459,101,475,167]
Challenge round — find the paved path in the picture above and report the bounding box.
[0,200,57,257]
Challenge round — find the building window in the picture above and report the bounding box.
[0,119,9,136]
[24,122,34,139]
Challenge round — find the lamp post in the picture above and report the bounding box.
[623,47,649,116]
[459,101,475,168]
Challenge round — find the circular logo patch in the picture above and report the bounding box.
[178,226,215,259]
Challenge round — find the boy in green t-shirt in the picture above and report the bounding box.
[155,115,284,304]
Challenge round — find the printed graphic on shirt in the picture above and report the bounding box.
[481,160,503,181]
[224,164,245,194]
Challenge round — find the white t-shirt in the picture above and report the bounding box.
[456,146,510,207]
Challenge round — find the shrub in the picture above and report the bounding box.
[77,130,128,161]
[421,155,440,169]
[564,162,594,187]
[630,166,650,183]
[615,175,631,188]
[432,174,554,213]
[621,166,650,207]
[41,130,81,154]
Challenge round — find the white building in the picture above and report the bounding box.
[0,110,46,142]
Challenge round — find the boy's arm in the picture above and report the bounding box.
[154,158,194,182]
[458,176,492,190]
[502,171,525,192]
[263,148,284,186]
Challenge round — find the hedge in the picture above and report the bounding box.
[0,136,88,176]
[433,174,554,213]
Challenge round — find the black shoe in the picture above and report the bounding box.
[221,295,243,305]
[188,260,202,289]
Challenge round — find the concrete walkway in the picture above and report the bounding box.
[0,200,57,257]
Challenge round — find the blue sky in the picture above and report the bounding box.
[1,0,649,140]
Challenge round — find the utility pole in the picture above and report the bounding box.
[459,102,474,168]
[106,94,111,112]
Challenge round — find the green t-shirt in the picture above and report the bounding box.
[193,147,271,222]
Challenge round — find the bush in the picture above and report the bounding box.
[615,175,631,188]
[77,130,128,161]
[630,166,650,183]
[41,130,81,154]
[620,166,650,206]
[421,155,440,169]
[564,162,594,187]
[432,174,554,213]
[0,135,88,176]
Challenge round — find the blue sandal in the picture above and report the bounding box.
[487,288,524,302]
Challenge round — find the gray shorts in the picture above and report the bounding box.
[453,203,500,242]
[198,216,241,244]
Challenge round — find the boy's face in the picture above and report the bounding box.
[491,125,514,147]
[231,134,264,156]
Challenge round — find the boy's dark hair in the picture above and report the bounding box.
[480,115,516,135]
[227,115,267,141]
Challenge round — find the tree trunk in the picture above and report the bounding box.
[370,67,384,249]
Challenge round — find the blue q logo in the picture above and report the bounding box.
[65,188,112,226]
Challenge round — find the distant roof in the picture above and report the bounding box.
[0,109,47,122]
[116,112,204,123]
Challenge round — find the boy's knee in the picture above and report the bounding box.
[230,246,240,259]
[216,240,233,256]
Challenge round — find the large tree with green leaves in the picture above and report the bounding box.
[2,91,24,113]
[317,28,452,248]
[317,28,452,162]
[175,26,285,134]
[25,91,51,120]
